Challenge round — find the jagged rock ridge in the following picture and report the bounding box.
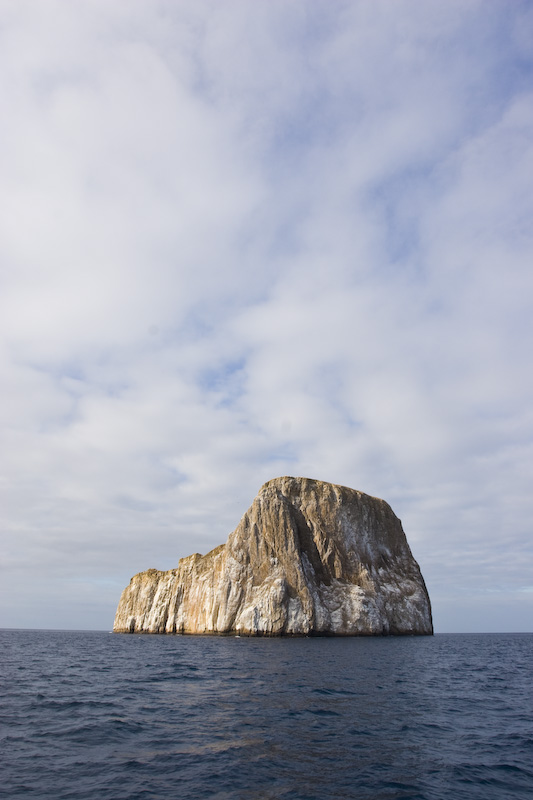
[113,477,433,636]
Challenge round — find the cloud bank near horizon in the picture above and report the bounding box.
[1,0,532,632]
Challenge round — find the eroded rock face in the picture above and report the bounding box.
[113,477,433,636]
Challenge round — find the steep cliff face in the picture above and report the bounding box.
[113,477,433,636]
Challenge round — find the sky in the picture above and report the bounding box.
[1,0,532,633]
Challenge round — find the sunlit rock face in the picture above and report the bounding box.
[113,477,433,636]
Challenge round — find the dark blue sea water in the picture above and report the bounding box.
[1,631,531,800]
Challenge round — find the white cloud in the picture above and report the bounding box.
[0,0,531,632]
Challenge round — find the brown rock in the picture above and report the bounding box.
[113,477,433,636]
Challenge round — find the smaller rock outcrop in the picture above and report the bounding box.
[113,477,433,636]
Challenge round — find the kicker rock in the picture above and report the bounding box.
[113,477,433,636]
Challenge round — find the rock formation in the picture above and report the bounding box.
[113,477,433,636]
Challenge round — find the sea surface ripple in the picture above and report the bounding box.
[1,630,531,800]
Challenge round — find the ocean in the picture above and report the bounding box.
[1,630,531,800]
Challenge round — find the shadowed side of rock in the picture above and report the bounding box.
[113,477,433,636]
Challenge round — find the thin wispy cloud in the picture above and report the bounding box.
[1,0,531,632]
